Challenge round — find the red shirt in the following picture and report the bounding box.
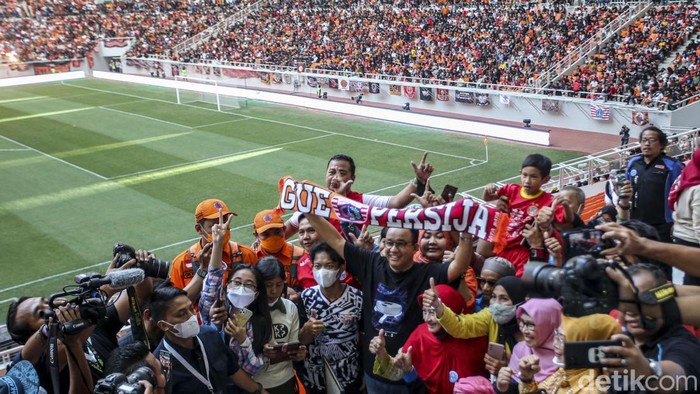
[297,252,361,289]
[496,184,564,276]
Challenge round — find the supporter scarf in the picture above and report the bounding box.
[668,149,700,211]
[278,177,509,252]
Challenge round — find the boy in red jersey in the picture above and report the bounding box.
[480,154,570,276]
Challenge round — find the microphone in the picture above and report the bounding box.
[85,269,145,290]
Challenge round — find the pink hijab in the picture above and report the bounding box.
[508,298,562,383]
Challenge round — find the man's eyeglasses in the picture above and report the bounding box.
[384,241,410,249]
[230,281,257,292]
[518,320,536,333]
[641,138,659,144]
[477,277,497,287]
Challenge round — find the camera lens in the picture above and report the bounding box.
[145,257,170,280]
[522,262,563,297]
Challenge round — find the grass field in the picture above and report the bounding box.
[0,78,583,318]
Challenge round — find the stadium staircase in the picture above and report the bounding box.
[580,193,606,223]
[536,1,653,88]
[170,0,264,56]
[659,31,700,70]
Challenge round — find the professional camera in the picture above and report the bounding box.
[523,256,619,317]
[523,229,619,317]
[113,243,170,279]
[94,366,156,394]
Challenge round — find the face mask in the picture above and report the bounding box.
[227,286,257,309]
[313,268,339,288]
[165,315,200,339]
[260,235,286,254]
[489,303,517,325]
[202,228,230,245]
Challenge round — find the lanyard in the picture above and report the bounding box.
[163,337,214,393]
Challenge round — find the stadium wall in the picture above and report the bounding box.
[118,59,680,138]
[92,71,550,145]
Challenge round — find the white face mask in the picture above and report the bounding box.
[227,286,257,309]
[313,268,339,288]
[166,315,200,339]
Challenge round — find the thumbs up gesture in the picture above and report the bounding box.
[422,277,444,317]
[392,346,414,373]
[369,329,388,360]
[304,309,325,337]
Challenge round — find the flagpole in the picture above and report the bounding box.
[484,136,489,162]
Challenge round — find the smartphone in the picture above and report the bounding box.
[616,173,628,196]
[487,342,505,361]
[269,341,302,364]
[561,228,615,260]
[441,184,459,202]
[564,340,623,369]
[271,341,301,353]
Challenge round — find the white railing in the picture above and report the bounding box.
[536,1,652,88]
[462,127,699,199]
[171,0,264,55]
[136,56,677,111]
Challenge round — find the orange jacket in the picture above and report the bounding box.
[170,240,257,290]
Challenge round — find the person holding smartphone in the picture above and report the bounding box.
[198,210,273,378]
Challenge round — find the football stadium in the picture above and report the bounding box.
[0,1,699,393]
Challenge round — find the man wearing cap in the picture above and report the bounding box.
[475,257,515,312]
[170,199,256,291]
[252,209,305,300]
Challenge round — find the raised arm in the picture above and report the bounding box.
[447,232,473,283]
[387,152,433,208]
[598,222,700,277]
[304,214,346,259]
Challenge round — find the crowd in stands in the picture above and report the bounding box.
[5,130,700,393]
[178,0,624,88]
[554,4,699,107]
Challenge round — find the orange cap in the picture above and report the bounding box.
[195,199,236,222]
[254,209,284,233]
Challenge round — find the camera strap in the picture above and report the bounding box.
[163,337,214,393]
[126,286,149,349]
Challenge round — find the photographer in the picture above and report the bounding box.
[101,342,166,394]
[6,249,156,391]
[600,264,700,393]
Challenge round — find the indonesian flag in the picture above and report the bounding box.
[278,177,509,252]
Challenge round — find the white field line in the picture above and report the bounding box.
[0,82,487,294]
[62,82,478,161]
[0,134,108,180]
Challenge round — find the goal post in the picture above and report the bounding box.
[174,76,242,111]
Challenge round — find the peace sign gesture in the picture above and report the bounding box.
[211,208,232,246]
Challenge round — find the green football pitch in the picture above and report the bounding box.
[0,78,582,317]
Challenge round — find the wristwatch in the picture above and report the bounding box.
[648,359,663,377]
[252,382,263,394]
[196,267,207,279]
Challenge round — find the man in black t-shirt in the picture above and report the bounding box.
[305,214,472,393]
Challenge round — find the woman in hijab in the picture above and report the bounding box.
[423,276,527,378]
[498,313,622,394]
[669,148,700,285]
[507,299,563,387]
[370,284,488,394]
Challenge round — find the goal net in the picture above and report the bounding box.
[174,76,241,111]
